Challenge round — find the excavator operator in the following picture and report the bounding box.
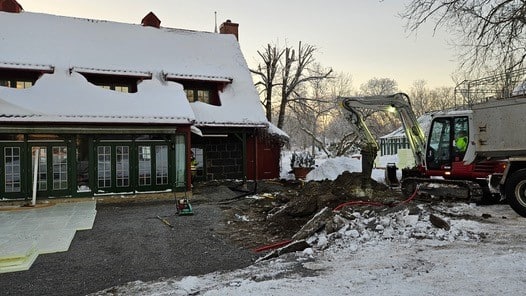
[455,130,468,152]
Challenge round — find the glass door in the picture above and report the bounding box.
[96,144,131,193]
[137,143,171,192]
[1,144,25,198]
[31,146,48,191]
[29,144,69,197]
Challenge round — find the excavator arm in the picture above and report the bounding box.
[341,102,378,152]
[339,93,427,168]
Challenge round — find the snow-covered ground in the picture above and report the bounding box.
[93,153,526,295]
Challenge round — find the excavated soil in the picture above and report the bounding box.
[195,171,405,251]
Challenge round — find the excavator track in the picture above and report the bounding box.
[401,177,484,202]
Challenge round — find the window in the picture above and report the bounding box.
[185,89,211,103]
[0,68,45,89]
[116,146,130,187]
[52,146,68,190]
[155,146,169,185]
[98,84,130,93]
[138,146,152,186]
[427,118,452,170]
[175,135,186,187]
[97,146,112,188]
[177,81,221,105]
[4,147,21,193]
[0,79,34,89]
[80,73,139,93]
[184,89,193,101]
[32,147,48,191]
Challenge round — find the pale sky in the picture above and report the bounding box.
[18,0,457,91]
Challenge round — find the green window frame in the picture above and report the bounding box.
[3,146,22,193]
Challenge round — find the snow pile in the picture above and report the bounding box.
[307,156,362,181]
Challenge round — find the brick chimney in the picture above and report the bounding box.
[219,19,239,41]
[0,0,23,13]
[141,12,161,28]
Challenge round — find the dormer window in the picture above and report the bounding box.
[163,72,233,107]
[80,73,138,93]
[70,67,152,93]
[0,63,54,89]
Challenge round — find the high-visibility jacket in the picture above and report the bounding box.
[455,136,468,152]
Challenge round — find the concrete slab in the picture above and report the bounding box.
[0,200,97,273]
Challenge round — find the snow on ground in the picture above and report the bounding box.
[93,153,526,295]
[281,150,401,183]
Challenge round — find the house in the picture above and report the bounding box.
[0,0,285,200]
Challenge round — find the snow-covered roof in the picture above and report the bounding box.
[0,71,193,124]
[0,11,267,127]
[267,122,289,139]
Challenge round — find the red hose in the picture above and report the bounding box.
[253,239,293,253]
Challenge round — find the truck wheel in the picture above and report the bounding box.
[505,169,526,217]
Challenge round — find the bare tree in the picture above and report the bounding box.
[402,0,526,76]
[277,42,333,128]
[359,77,398,96]
[409,79,429,117]
[250,44,284,121]
[358,78,400,136]
[428,86,455,111]
[288,64,335,156]
[284,71,356,157]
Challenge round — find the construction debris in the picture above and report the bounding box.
[291,207,332,241]
[217,173,487,260]
[429,213,450,230]
[157,216,174,229]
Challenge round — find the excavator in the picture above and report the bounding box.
[338,93,526,215]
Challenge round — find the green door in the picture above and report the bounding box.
[137,144,171,192]
[29,144,70,198]
[96,144,132,193]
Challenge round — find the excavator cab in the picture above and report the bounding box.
[426,115,470,173]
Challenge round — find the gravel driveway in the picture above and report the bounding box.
[0,200,257,296]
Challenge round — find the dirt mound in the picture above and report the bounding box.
[220,172,404,250]
[272,172,399,219]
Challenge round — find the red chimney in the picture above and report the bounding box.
[219,19,239,41]
[0,0,23,13]
[141,12,161,28]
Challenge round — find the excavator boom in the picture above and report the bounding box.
[340,93,427,168]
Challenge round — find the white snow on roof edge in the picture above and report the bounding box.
[267,122,289,139]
